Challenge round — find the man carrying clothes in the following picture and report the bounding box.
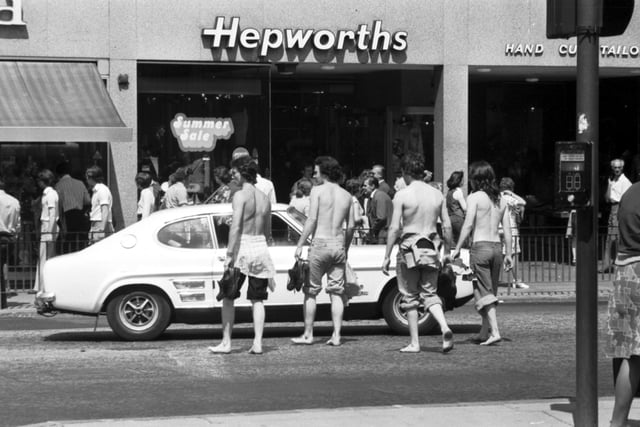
[85,166,113,244]
[602,158,632,273]
[292,156,355,346]
[452,161,513,346]
[382,153,454,353]
[607,180,640,427]
[209,155,275,355]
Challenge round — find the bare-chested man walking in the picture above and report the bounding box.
[209,154,275,355]
[382,152,454,353]
[292,156,355,346]
[452,160,512,346]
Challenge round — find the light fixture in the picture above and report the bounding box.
[117,73,129,90]
[320,64,335,71]
[477,68,492,73]
[630,69,640,74]
[276,62,298,76]
[525,77,539,83]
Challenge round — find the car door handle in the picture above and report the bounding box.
[217,255,226,262]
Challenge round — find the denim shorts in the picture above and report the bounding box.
[305,237,346,297]
[470,241,502,311]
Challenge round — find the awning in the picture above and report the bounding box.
[0,62,132,142]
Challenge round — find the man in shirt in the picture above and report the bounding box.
[372,164,393,197]
[85,166,113,244]
[602,158,633,273]
[363,177,393,244]
[55,162,90,253]
[164,168,189,209]
[0,178,20,308]
[35,169,59,293]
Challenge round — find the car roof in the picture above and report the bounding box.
[145,203,291,223]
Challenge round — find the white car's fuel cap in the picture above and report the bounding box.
[120,234,137,249]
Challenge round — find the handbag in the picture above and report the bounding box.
[216,267,243,301]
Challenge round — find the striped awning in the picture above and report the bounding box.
[0,62,132,142]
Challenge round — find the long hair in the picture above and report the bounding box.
[468,161,500,205]
[230,155,258,184]
[446,170,464,190]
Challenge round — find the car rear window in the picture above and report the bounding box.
[157,217,213,249]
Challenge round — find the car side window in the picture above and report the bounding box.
[271,214,301,246]
[212,215,231,248]
[157,217,213,249]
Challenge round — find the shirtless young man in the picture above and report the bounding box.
[209,155,275,355]
[382,152,454,353]
[292,156,355,346]
[452,161,513,346]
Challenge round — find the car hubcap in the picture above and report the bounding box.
[119,294,158,331]
[392,293,429,325]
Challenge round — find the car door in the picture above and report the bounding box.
[155,215,217,308]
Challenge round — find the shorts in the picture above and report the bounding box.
[236,273,269,301]
[470,241,502,311]
[305,237,346,297]
[606,262,640,358]
[396,251,441,311]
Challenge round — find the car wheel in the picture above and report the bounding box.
[381,287,438,335]
[106,289,171,341]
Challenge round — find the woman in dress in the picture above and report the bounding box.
[209,166,232,204]
[345,178,368,245]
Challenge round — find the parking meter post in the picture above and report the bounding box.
[575,0,600,424]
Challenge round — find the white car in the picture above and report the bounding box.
[36,204,474,340]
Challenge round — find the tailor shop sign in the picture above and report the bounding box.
[202,17,408,57]
[170,114,234,152]
[505,43,640,58]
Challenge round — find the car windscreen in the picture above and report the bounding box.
[286,206,307,228]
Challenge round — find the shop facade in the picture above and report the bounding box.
[1,0,640,227]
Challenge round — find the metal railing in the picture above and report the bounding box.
[0,227,615,294]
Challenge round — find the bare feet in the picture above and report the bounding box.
[248,345,263,355]
[400,343,420,353]
[480,335,502,346]
[326,337,342,346]
[471,334,489,343]
[208,343,231,354]
[442,330,454,353]
[291,335,314,345]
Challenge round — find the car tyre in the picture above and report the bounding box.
[381,286,438,335]
[106,289,171,341]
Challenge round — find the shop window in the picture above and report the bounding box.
[157,217,213,249]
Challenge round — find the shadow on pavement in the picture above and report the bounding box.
[41,323,481,342]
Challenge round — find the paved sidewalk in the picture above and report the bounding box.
[20,397,640,426]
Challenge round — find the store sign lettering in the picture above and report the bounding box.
[170,114,234,152]
[505,43,544,56]
[202,17,408,57]
[558,44,640,58]
[0,0,26,26]
[505,42,640,58]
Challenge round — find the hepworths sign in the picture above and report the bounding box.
[202,17,408,57]
[170,114,234,152]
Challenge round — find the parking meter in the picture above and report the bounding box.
[554,141,592,209]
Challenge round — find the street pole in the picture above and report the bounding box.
[575,0,599,425]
